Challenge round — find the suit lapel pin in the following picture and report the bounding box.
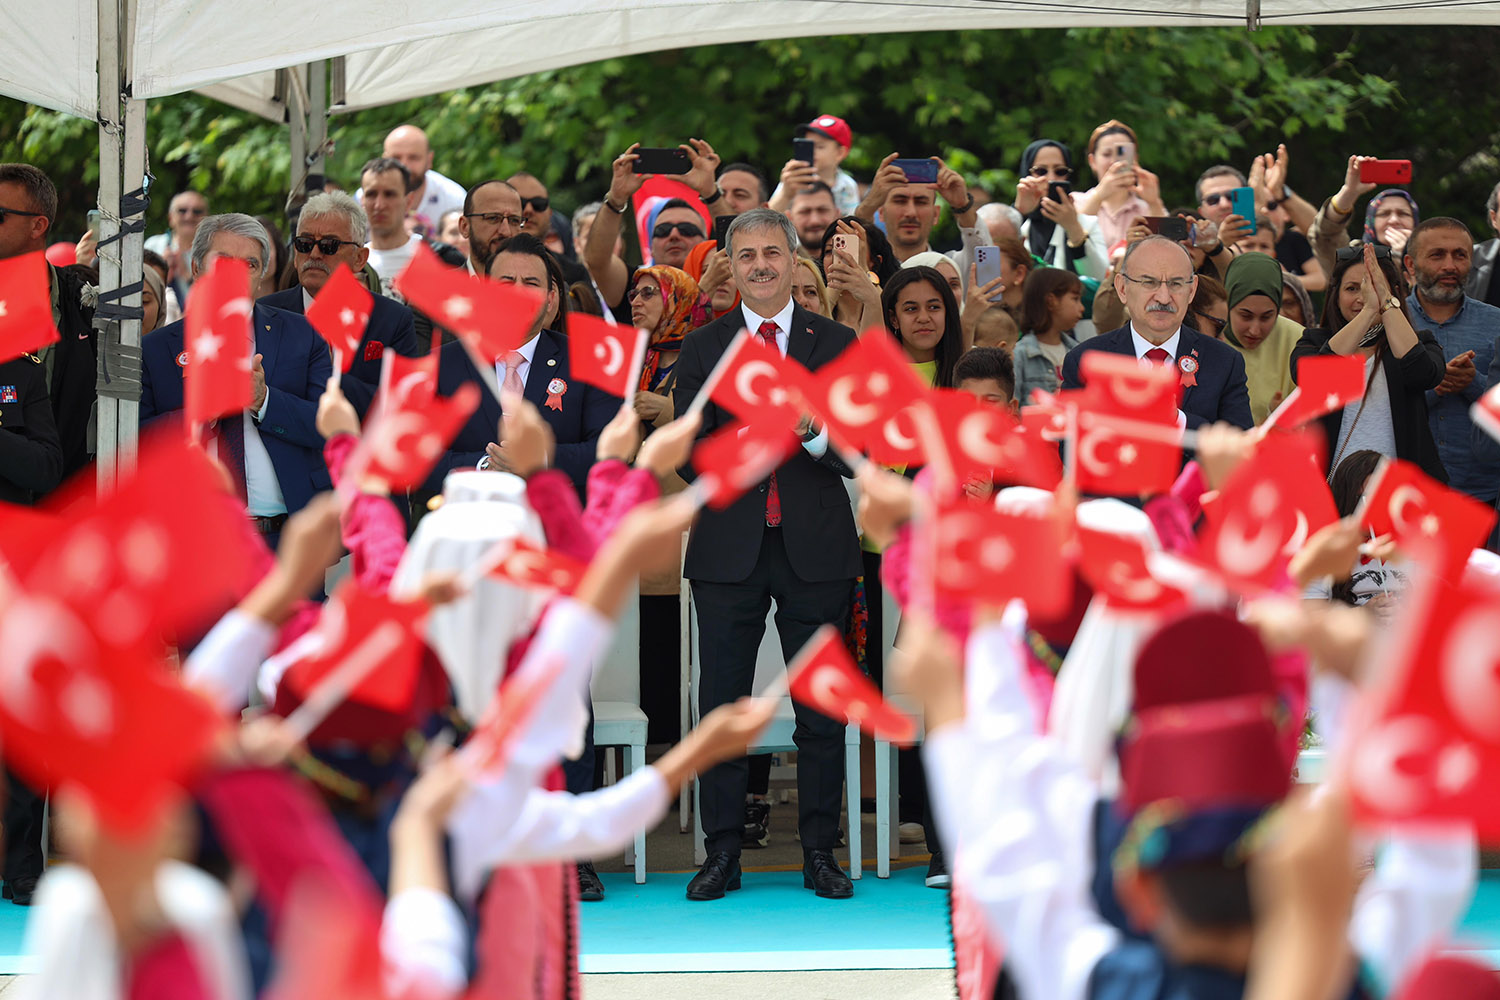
[547,358,557,366]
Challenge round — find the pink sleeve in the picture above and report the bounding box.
[323,432,408,593]
[526,468,593,563]
[879,519,972,639]
[1143,461,1207,556]
[595,466,661,541]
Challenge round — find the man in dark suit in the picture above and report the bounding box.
[423,233,618,501]
[257,191,421,420]
[673,208,861,901]
[140,213,332,549]
[1062,235,1254,431]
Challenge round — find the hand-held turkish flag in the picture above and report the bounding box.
[705,333,807,430]
[929,495,1070,618]
[1079,350,1182,423]
[691,420,800,509]
[0,250,62,363]
[569,313,647,397]
[347,378,481,493]
[304,264,373,372]
[802,329,928,452]
[1362,459,1497,579]
[278,581,430,742]
[1072,413,1181,497]
[1472,382,1500,444]
[184,255,253,426]
[1076,526,1187,611]
[787,625,916,744]
[1347,572,1500,838]
[481,536,587,595]
[1269,354,1367,430]
[931,389,1062,489]
[1199,430,1338,590]
[394,242,541,362]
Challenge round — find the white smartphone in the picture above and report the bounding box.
[974,245,1004,303]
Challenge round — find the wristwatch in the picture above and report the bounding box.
[1382,295,1402,313]
[603,196,627,215]
[953,193,976,214]
[700,187,722,206]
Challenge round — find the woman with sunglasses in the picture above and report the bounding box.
[1014,140,1108,280]
[1290,243,1447,481]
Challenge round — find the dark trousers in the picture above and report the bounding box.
[562,700,596,796]
[639,594,682,746]
[693,528,853,857]
[2,768,46,886]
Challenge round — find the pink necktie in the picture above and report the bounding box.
[756,321,782,527]
[500,350,526,398]
[1144,347,1171,365]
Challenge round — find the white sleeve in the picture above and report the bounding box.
[1076,215,1110,281]
[505,597,616,772]
[924,610,1119,1000]
[1350,826,1478,993]
[947,221,995,289]
[183,610,278,714]
[381,887,469,1000]
[448,766,670,902]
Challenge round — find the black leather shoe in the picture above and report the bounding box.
[686,852,742,901]
[4,878,37,906]
[577,862,604,902]
[802,849,853,899]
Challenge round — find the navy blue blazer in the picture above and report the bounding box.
[139,302,333,515]
[257,285,420,420]
[425,328,620,498]
[1060,324,1254,431]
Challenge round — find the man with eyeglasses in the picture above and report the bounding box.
[258,191,420,420]
[141,212,333,535]
[0,163,98,479]
[1062,235,1253,432]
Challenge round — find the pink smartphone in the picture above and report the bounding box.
[832,233,861,260]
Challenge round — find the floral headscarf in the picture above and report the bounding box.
[1363,189,1419,245]
[632,264,701,393]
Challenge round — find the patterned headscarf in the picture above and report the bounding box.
[1363,189,1419,245]
[632,264,701,393]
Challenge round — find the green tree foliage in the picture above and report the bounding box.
[2,25,1494,246]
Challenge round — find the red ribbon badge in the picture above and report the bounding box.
[1177,355,1199,388]
[545,376,567,411]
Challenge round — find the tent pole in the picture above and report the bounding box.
[308,60,328,194]
[117,95,147,475]
[94,0,124,492]
[288,65,308,228]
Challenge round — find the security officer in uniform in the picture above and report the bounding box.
[0,350,63,905]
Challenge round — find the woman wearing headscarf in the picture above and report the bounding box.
[626,263,701,747]
[1222,252,1303,425]
[1308,154,1420,280]
[1014,139,1109,280]
[684,240,737,320]
[1280,269,1315,329]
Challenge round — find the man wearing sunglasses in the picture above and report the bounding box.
[649,200,708,269]
[258,191,420,421]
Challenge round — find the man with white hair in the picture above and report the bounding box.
[140,213,333,539]
[977,201,1023,244]
[259,191,421,419]
[382,123,467,234]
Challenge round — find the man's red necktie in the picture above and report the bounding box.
[1144,347,1171,365]
[756,320,783,527]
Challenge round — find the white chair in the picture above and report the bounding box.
[871,587,920,878]
[591,583,650,883]
[686,591,864,878]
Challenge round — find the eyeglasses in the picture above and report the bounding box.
[1201,192,1231,207]
[1028,166,1073,179]
[1119,273,1193,294]
[1191,309,1227,335]
[0,205,44,225]
[653,221,704,240]
[627,285,661,302]
[465,212,525,229]
[1336,244,1394,262]
[292,235,361,255]
[520,196,550,213]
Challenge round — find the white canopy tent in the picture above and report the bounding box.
[2,0,1497,479]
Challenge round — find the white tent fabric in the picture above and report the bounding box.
[12,0,1500,120]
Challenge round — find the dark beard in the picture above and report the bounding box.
[471,238,498,273]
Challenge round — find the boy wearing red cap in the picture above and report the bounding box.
[769,114,861,218]
[901,604,1476,1000]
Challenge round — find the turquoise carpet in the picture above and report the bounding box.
[579,866,953,973]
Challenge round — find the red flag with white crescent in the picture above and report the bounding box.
[485,536,587,595]
[305,264,373,372]
[1076,526,1187,611]
[787,625,915,744]
[1079,350,1182,423]
[568,313,645,398]
[348,377,481,492]
[184,255,254,426]
[1272,354,1368,430]
[704,333,807,431]
[394,242,541,362]
[691,420,801,509]
[800,329,929,453]
[929,495,1070,618]
[1362,459,1496,580]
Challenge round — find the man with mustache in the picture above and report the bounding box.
[1062,235,1253,432]
[671,208,862,902]
[1405,217,1500,506]
[259,191,421,421]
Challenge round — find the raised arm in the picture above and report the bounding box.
[586,146,645,310]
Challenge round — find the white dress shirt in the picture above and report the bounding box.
[245,382,286,517]
[738,299,830,458]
